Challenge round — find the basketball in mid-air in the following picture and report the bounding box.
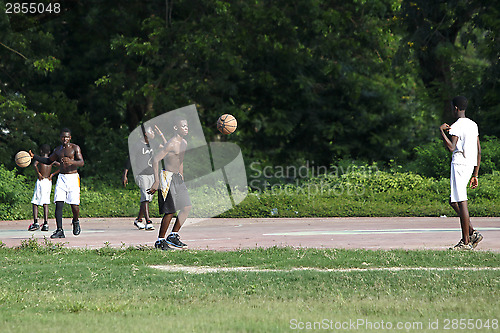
[15,151,32,168]
[217,114,237,134]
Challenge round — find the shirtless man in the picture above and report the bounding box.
[148,118,192,250]
[28,144,59,232]
[29,128,85,239]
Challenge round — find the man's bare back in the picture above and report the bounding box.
[35,160,58,180]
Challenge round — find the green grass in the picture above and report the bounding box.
[0,243,499,332]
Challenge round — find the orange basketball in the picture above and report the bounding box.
[217,114,237,135]
[15,151,32,168]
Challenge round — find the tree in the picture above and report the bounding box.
[104,0,415,166]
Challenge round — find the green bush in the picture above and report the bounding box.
[3,162,500,220]
[0,164,31,220]
[0,164,29,205]
[480,136,500,175]
[221,168,500,218]
[408,140,451,179]
[409,136,500,179]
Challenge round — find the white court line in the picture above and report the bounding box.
[151,265,500,274]
[263,227,500,236]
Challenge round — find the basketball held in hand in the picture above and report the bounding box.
[217,114,237,135]
[15,151,32,168]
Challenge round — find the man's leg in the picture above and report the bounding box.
[172,206,192,233]
[71,204,81,236]
[158,213,174,239]
[28,204,40,231]
[43,204,49,222]
[457,201,470,244]
[41,204,49,231]
[449,199,474,236]
[143,201,150,221]
[166,206,191,248]
[136,203,145,221]
[155,213,174,250]
[143,201,155,230]
[51,201,65,238]
[134,201,147,229]
[32,204,38,223]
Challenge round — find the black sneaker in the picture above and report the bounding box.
[72,220,81,236]
[154,239,172,251]
[166,233,187,248]
[41,223,49,232]
[28,222,40,231]
[50,229,65,239]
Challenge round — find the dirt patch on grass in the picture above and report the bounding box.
[150,265,500,274]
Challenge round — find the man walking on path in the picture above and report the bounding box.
[123,124,167,231]
[439,96,483,250]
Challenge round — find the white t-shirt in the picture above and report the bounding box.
[448,117,479,166]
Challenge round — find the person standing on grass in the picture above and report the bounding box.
[28,144,59,232]
[29,128,84,239]
[148,117,191,251]
[123,124,167,231]
[439,96,483,250]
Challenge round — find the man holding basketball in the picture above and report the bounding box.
[439,96,482,250]
[29,128,84,238]
[148,117,191,250]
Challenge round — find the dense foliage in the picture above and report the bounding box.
[2,162,499,221]
[0,0,499,178]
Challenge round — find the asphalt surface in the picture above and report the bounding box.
[1,216,499,251]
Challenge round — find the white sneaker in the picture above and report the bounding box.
[145,221,155,231]
[134,219,145,230]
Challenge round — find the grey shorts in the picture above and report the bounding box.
[135,174,155,202]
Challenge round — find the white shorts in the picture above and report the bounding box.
[135,174,155,202]
[31,178,52,206]
[54,173,81,205]
[450,163,474,203]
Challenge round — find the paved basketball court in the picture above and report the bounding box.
[1,216,499,251]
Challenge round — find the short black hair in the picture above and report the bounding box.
[173,116,187,127]
[40,144,51,154]
[60,127,71,135]
[452,96,468,111]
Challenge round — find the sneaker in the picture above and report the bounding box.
[72,220,81,236]
[450,239,473,251]
[50,229,65,239]
[470,230,483,249]
[41,223,49,232]
[28,222,40,231]
[145,221,155,231]
[166,233,187,248]
[154,239,172,251]
[134,219,145,230]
